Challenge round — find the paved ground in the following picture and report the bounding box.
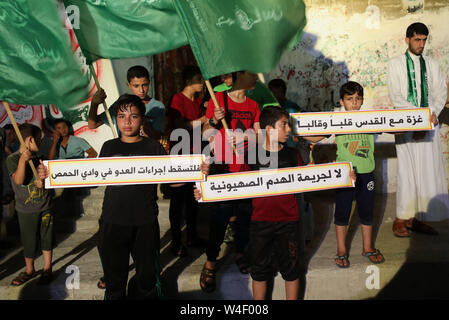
[1,186,448,300]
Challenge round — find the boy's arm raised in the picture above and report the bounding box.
[88,89,106,129]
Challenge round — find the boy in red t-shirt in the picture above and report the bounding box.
[246,106,303,300]
[199,71,260,293]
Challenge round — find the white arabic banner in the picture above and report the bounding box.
[44,155,205,188]
[291,108,432,136]
[196,162,354,202]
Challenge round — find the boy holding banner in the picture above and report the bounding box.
[41,94,166,297]
[245,106,304,300]
[8,124,54,286]
[308,82,384,268]
[95,94,167,299]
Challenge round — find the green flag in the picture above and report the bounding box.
[64,0,188,64]
[173,0,307,79]
[0,0,89,109]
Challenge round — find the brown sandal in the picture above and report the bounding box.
[393,219,410,237]
[11,271,35,286]
[200,264,216,293]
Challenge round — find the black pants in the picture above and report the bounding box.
[334,172,375,226]
[206,199,252,262]
[98,219,160,300]
[168,183,198,247]
[247,221,301,282]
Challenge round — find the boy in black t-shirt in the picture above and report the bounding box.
[97,94,208,299]
[96,94,166,300]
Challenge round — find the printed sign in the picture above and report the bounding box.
[44,154,205,188]
[291,108,432,136]
[196,162,354,202]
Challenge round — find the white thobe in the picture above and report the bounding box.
[387,51,449,221]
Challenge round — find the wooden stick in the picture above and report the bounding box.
[204,80,237,154]
[2,101,39,179]
[257,73,266,84]
[89,64,118,138]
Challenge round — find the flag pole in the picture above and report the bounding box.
[2,102,39,179]
[89,64,118,139]
[204,80,237,154]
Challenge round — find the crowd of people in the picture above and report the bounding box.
[0,22,448,300]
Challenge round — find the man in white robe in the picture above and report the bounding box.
[387,22,449,237]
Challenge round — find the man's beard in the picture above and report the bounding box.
[409,46,424,56]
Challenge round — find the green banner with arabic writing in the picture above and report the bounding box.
[172,0,307,79]
[64,0,188,64]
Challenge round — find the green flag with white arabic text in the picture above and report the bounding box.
[172,0,307,79]
[64,0,189,64]
[0,0,89,109]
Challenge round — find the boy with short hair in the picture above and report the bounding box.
[86,94,208,299]
[96,94,167,299]
[8,123,54,286]
[307,81,384,268]
[89,65,166,140]
[195,106,304,299]
[247,106,303,300]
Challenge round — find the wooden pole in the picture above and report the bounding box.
[204,80,237,154]
[89,64,118,138]
[2,102,39,179]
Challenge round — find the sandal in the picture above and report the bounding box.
[11,271,35,286]
[393,219,410,237]
[335,254,350,268]
[235,256,251,274]
[362,249,385,264]
[200,264,216,293]
[97,277,106,290]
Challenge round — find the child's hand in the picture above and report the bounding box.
[35,179,44,189]
[349,170,357,183]
[52,130,61,142]
[19,145,32,163]
[200,161,210,176]
[213,107,225,123]
[193,185,202,202]
[92,88,107,105]
[139,124,149,138]
[38,160,49,180]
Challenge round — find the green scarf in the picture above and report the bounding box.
[406,50,428,107]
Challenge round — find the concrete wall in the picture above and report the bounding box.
[265,0,449,193]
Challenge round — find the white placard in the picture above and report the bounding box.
[44,154,205,188]
[196,162,354,202]
[291,108,432,136]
